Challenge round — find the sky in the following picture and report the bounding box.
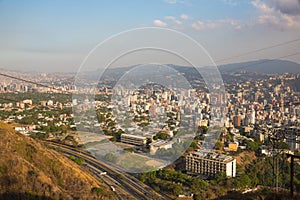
[0,0,300,72]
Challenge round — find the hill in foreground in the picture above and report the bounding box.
[0,122,115,200]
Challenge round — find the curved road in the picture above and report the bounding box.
[45,141,171,200]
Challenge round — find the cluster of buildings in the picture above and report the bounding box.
[221,74,300,151]
[0,99,68,111]
[2,69,300,178]
[112,84,218,136]
[0,71,76,94]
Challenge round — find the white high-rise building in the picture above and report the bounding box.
[186,150,236,177]
[250,110,256,124]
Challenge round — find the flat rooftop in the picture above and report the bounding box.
[150,139,174,147]
[121,133,147,140]
[189,150,234,162]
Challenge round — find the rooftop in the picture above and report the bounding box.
[150,139,174,147]
[121,133,147,140]
[189,150,234,163]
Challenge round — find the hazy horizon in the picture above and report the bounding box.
[1,58,300,74]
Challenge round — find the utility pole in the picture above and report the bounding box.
[286,153,300,198]
[268,128,285,193]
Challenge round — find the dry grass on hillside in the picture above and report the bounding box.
[0,122,115,200]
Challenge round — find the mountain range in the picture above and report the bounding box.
[94,59,300,80]
[218,59,300,74]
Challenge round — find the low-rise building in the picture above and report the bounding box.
[228,142,238,151]
[121,134,147,146]
[185,150,236,177]
[149,139,174,154]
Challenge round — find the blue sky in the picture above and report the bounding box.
[0,0,300,72]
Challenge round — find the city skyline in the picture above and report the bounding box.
[1,1,300,199]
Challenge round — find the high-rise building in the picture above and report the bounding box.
[285,126,300,151]
[250,110,256,124]
[149,104,157,117]
[185,150,236,177]
[233,115,241,127]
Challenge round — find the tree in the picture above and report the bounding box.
[92,187,104,197]
[124,147,134,153]
[190,178,208,194]
[69,156,85,165]
[234,174,251,189]
[214,172,227,186]
[275,141,290,150]
[153,132,169,140]
[245,140,259,152]
[189,141,198,150]
[109,136,116,142]
[172,184,183,196]
[197,126,208,134]
[215,141,224,151]
[236,163,245,174]
[31,132,49,140]
[139,174,146,183]
[226,133,234,142]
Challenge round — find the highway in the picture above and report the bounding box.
[45,141,171,200]
[62,151,125,200]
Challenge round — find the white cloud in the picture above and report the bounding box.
[174,20,182,25]
[251,0,300,30]
[180,14,189,20]
[191,21,205,30]
[154,15,242,31]
[155,0,300,31]
[252,0,274,14]
[164,0,179,4]
[153,19,168,27]
[165,16,176,20]
[191,19,242,30]
[165,16,183,25]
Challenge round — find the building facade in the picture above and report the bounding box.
[284,126,300,151]
[120,134,147,146]
[185,150,236,177]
